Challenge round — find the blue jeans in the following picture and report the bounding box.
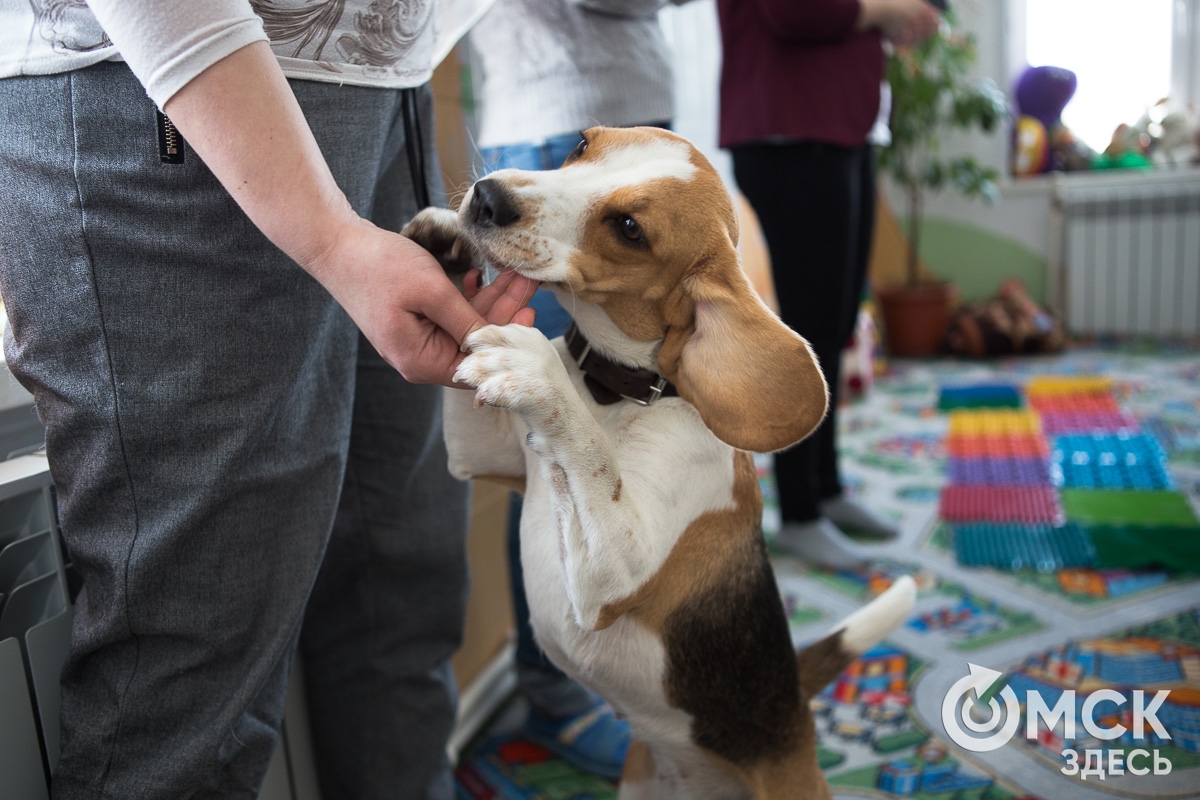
[481,132,587,175]
[0,63,467,800]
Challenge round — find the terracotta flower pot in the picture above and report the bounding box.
[875,282,955,357]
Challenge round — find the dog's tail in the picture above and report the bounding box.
[794,575,916,698]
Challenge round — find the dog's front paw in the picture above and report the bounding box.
[455,325,572,427]
[402,207,482,277]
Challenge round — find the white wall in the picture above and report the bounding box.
[660,0,731,188]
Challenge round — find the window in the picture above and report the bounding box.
[1010,0,1199,154]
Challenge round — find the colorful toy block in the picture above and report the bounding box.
[944,434,1048,459]
[939,485,1063,524]
[1027,393,1121,415]
[1061,499,1200,578]
[1084,524,1200,572]
[948,457,1051,486]
[953,523,1096,572]
[1025,375,1113,398]
[1038,411,1140,437]
[947,410,1041,438]
[1050,433,1173,490]
[938,384,1023,411]
[1060,490,1199,528]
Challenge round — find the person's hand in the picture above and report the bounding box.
[309,216,538,387]
[858,0,940,48]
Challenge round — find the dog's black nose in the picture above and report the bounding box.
[468,178,520,228]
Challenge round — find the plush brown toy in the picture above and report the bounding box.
[946,278,1065,357]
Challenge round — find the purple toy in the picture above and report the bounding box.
[1015,66,1078,131]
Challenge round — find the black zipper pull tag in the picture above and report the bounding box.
[157,111,185,164]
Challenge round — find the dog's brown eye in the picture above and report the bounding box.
[618,215,643,242]
[570,138,588,160]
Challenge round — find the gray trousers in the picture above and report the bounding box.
[0,62,469,800]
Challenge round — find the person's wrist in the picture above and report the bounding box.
[856,0,890,32]
[290,200,369,289]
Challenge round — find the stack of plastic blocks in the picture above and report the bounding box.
[941,375,1200,574]
[1037,380,1199,570]
[940,404,1078,571]
[943,409,1058,498]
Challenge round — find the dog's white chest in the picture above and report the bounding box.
[512,352,737,736]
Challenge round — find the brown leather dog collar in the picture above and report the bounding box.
[564,323,679,406]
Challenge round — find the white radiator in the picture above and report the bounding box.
[1052,168,1200,337]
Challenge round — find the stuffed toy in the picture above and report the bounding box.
[1015,66,1077,132]
[1013,115,1050,176]
[1013,65,1099,173]
[946,278,1064,358]
[1048,125,1096,172]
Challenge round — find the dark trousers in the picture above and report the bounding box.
[732,142,877,523]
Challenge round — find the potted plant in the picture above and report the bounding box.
[875,13,1008,356]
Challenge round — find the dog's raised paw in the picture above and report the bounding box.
[455,325,569,421]
[401,207,481,276]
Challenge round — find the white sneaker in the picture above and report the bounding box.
[818,496,900,540]
[776,518,872,571]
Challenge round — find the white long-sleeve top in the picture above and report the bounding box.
[467,0,678,148]
[0,0,441,108]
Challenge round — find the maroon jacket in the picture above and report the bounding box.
[717,0,885,149]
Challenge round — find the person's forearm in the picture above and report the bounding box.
[163,41,357,280]
[857,0,940,48]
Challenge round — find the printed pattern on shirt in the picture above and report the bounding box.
[251,0,433,69]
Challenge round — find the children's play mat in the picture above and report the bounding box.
[456,342,1200,800]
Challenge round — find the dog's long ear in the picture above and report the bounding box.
[657,238,829,453]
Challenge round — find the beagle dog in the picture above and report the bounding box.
[404,127,915,799]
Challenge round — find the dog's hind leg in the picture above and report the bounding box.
[442,383,527,484]
[795,575,916,698]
